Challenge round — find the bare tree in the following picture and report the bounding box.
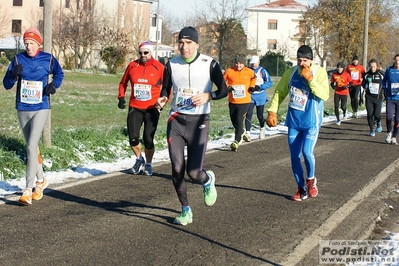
[194,0,249,68]
[0,6,13,39]
[303,0,394,66]
[52,0,102,69]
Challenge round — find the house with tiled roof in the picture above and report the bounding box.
[247,0,320,66]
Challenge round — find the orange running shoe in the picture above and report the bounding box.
[32,177,49,201]
[19,189,32,205]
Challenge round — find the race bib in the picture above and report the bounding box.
[350,71,359,80]
[232,84,246,99]
[134,84,152,101]
[391,83,399,96]
[289,86,309,112]
[369,82,380,94]
[20,79,43,104]
[176,87,198,113]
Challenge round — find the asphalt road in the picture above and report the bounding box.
[1,114,398,266]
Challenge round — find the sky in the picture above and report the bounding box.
[2,108,399,266]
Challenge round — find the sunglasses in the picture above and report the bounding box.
[139,51,149,55]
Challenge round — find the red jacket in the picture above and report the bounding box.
[118,57,164,109]
[331,71,352,96]
[345,64,365,86]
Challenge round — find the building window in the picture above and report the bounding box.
[39,0,44,7]
[298,20,306,37]
[13,0,23,6]
[65,0,70,8]
[152,16,157,27]
[268,19,277,30]
[267,39,277,50]
[12,20,22,33]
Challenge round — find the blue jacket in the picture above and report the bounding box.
[382,66,399,101]
[268,65,329,129]
[3,50,64,111]
[250,66,272,105]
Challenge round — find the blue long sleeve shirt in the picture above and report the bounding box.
[3,50,64,111]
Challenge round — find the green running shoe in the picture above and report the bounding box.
[174,208,193,226]
[203,171,217,206]
[230,140,239,151]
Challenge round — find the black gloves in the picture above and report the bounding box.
[43,82,56,95]
[118,98,126,109]
[12,64,23,79]
[227,86,235,92]
[249,85,260,92]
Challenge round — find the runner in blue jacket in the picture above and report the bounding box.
[3,27,64,205]
[243,55,273,141]
[266,45,329,201]
[382,54,399,145]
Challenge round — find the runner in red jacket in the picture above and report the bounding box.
[118,41,165,176]
[345,55,365,118]
[331,62,352,125]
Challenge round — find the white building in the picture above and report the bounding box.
[247,0,320,66]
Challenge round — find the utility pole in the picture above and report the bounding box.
[362,0,369,68]
[43,0,53,147]
[155,0,160,59]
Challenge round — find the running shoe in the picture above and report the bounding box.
[385,132,392,144]
[306,178,318,198]
[230,140,239,151]
[259,128,265,139]
[19,189,32,205]
[369,131,375,137]
[203,171,217,206]
[352,112,357,118]
[144,164,153,176]
[376,122,382,133]
[243,134,251,142]
[391,138,398,145]
[292,187,308,202]
[132,157,145,174]
[336,120,341,126]
[342,113,347,120]
[32,177,49,201]
[174,208,193,226]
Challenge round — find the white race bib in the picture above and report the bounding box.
[176,87,198,113]
[391,83,399,96]
[232,84,246,99]
[350,71,359,80]
[134,84,152,101]
[369,82,380,95]
[289,86,309,112]
[20,79,43,104]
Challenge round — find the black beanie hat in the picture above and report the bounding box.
[352,55,359,61]
[234,54,247,66]
[337,62,345,68]
[297,45,313,60]
[178,26,199,43]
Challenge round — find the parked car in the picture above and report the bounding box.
[327,69,336,80]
